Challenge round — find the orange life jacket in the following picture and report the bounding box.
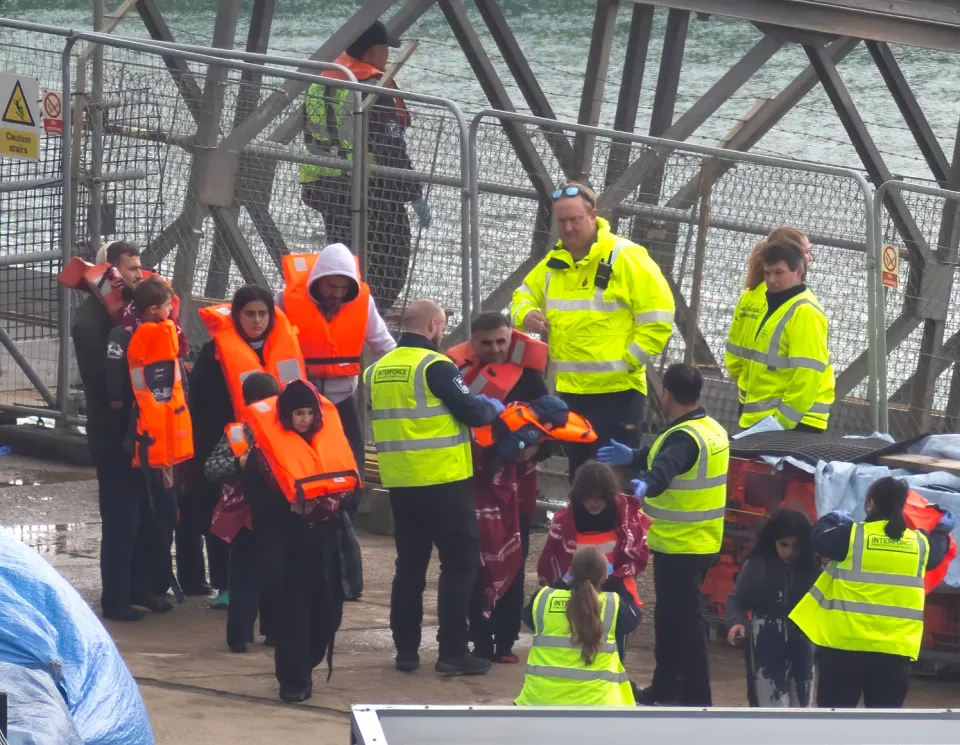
[58,258,179,322]
[473,402,598,449]
[447,330,549,401]
[225,422,249,459]
[575,529,642,608]
[128,319,194,468]
[325,53,412,128]
[904,490,957,593]
[281,253,370,379]
[198,303,307,419]
[243,393,361,504]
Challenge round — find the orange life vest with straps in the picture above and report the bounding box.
[447,330,549,401]
[575,529,643,609]
[473,401,597,449]
[281,253,370,379]
[904,490,957,593]
[325,53,411,128]
[198,303,307,419]
[127,319,194,468]
[58,257,180,322]
[243,393,361,505]
[225,422,249,459]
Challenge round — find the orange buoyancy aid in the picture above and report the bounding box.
[198,303,307,418]
[447,330,549,401]
[904,490,957,593]
[325,53,411,128]
[128,319,194,468]
[473,401,598,449]
[243,393,361,504]
[225,422,249,459]
[575,529,643,608]
[281,253,370,379]
[58,257,179,322]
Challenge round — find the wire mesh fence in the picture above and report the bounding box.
[471,112,876,437]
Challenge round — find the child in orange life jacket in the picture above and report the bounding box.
[104,276,185,612]
[537,461,649,660]
[205,372,280,653]
[242,379,353,703]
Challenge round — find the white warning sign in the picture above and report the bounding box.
[0,73,40,161]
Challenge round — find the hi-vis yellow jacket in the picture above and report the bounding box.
[725,286,834,430]
[510,218,674,395]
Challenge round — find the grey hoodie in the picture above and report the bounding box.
[276,243,396,403]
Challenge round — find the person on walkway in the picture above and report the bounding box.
[725,509,818,707]
[448,311,548,664]
[510,181,674,480]
[364,299,502,676]
[276,245,396,524]
[725,239,833,432]
[790,476,954,708]
[516,546,638,706]
[599,363,729,706]
[190,286,306,608]
[242,380,361,703]
[300,21,430,313]
[205,372,280,653]
[71,241,151,621]
[537,461,649,660]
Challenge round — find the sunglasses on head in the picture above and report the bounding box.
[552,185,596,207]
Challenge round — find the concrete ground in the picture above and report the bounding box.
[0,453,958,744]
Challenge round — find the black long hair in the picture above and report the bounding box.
[750,509,818,575]
[230,285,276,341]
[866,476,909,540]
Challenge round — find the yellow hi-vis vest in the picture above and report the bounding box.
[515,587,635,706]
[725,287,834,431]
[789,520,928,660]
[364,346,472,488]
[644,415,729,555]
[725,283,768,405]
[510,218,674,396]
[299,83,375,183]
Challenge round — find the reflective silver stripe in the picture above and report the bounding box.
[532,636,617,653]
[849,522,927,582]
[275,359,302,383]
[532,590,617,652]
[809,401,832,414]
[666,425,726,491]
[533,587,553,633]
[627,342,651,366]
[546,298,620,313]
[743,398,831,419]
[376,431,471,453]
[668,475,727,491]
[643,504,726,521]
[131,367,146,391]
[777,401,804,424]
[370,354,449,420]
[524,666,631,684]
[293,256,308,273]
[787,356,828,372]
[725,341,751,359]
[517,283,534,298]
[228,425,245,444]
[552,360,628,374]
[824,563,925,589]
[808,584,924,621]
[634,310,674,325]
[510,339,525,365]
[468,374,488,394]
[607,239,630,267]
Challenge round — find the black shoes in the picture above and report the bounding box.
[279,684,313,703]
[132,595,174,614]
[103,605,145,622]
[395,652,420,672]
[435,655,492,677]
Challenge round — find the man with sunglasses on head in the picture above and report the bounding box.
[511,182,675,481]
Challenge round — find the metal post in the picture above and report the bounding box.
[685,167,712,365]
[89,0,104,252]
[573,0,620,180]
[58,36,79,422]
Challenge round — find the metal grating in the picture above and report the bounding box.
[729,432,924,465]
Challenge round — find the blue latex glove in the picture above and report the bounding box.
[412,195,432,228]
[631,479,648,499]
[937,510,956,534]
[475,393,504,416]
[596,438,634,466]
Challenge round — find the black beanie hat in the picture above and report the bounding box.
[277,380,319,418]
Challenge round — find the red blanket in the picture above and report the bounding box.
[210,483,251,543]
[537,493,650,587]
[473,454,537,616]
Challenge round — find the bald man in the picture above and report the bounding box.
[365,299,502,677]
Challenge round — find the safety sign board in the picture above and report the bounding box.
[0,73,40,160]
[42,90,62,136]
[881,244,899,290]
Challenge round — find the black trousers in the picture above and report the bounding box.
[468,514,531,655]
[176,480,229,591]
[145,475,178,598]
[259,512,344,692]
[390,479,480,660]
[335,395,365,524]
[815,647,910,708]
[226,526,275,646]
[650,551,713,706]
[560,390,645,481]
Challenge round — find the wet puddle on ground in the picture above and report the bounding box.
[0,523,96,555]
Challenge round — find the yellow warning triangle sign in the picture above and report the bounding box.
[3,81,35,127]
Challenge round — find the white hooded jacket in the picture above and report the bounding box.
[276,243,396,404]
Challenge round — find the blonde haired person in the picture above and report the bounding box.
[743,227,813,290]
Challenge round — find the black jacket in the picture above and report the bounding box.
[632,408,706,497]
[72,296,125,460]
[725,555,818,629]
[397,333,500,427]
[188,340,237,468]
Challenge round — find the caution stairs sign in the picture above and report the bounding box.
[0,73,40,161]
